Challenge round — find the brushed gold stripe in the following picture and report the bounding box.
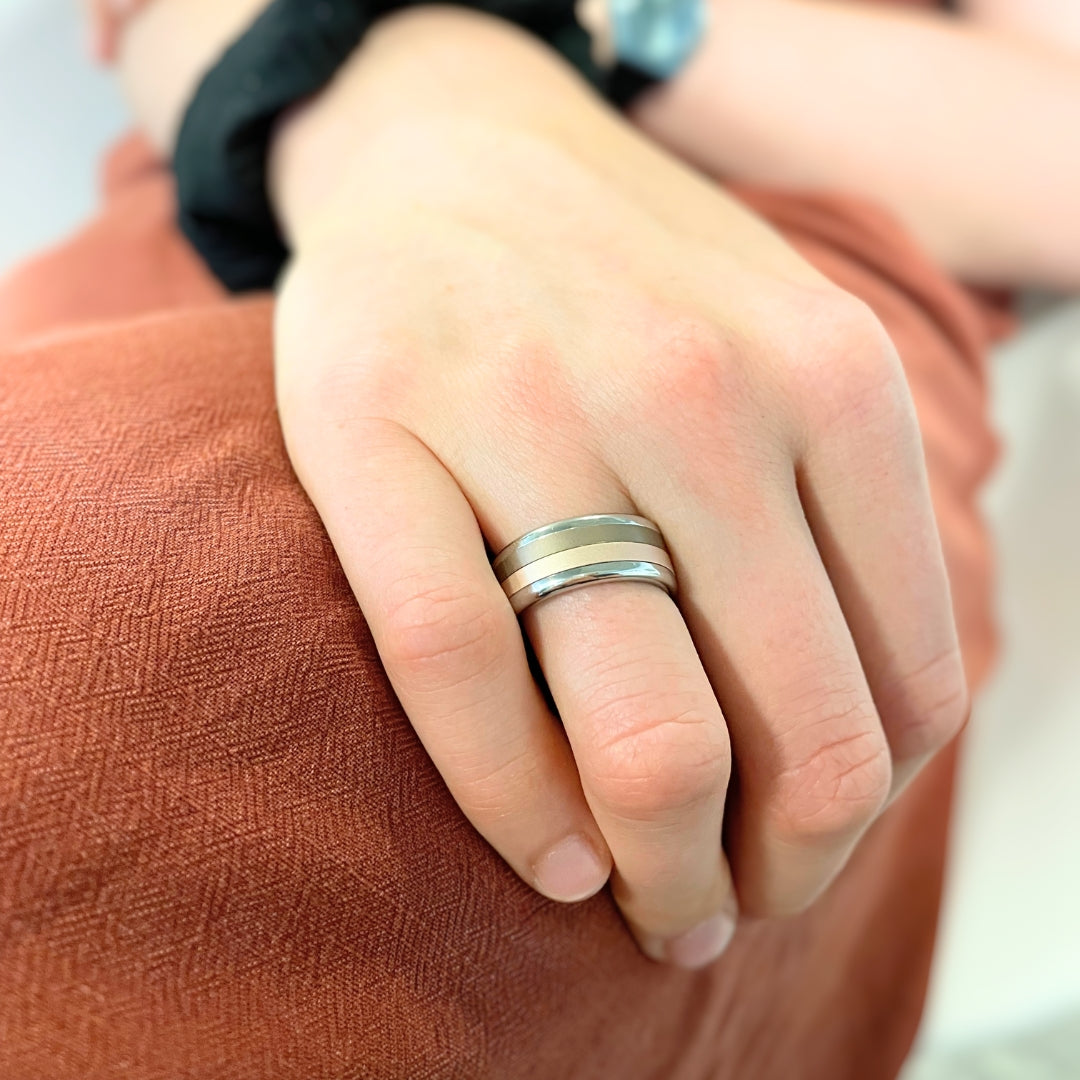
[493,522,664,579]
[499,542,673,596]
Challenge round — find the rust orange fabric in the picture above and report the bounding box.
[0,135,1003,1079]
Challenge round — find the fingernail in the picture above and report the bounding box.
[664,912,737,969]
[533,834,608,903]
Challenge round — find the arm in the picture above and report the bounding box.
[113,0,268,150]
[110,0,806,258]
[629,0,1080,290]
[102,0,1080,289]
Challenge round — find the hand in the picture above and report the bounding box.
[270,10,968,968]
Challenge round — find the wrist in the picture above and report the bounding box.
[267,8,606,252]
[269,4,818,291]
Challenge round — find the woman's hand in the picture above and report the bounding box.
[270,11,969,968]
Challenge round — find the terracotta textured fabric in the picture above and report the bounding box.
[0,135,1003,1079]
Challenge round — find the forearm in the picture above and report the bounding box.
[631,0,1080,290]
[116,0,267,153]
[115,3,811,283]
[115,3,654,258]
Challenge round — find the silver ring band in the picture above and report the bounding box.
[491,513,677,616]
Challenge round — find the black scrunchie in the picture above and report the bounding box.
[173,0,656,293]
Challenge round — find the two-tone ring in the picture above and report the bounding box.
[491,513,677,616]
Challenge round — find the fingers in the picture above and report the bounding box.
[453,407,738,961]
[276,291,945,958]
[285,393,738,964]
[653,481,892,918]
[789,300,969,797]
[519,575,737,967]
[613,295,957,918]
[283,413,613,904]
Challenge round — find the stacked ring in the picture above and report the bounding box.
[491,513,678,616]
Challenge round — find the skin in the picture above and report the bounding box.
[630,0,1080,289]
[959,0,1080,52]
[91,0,1080,288]
[76,0,1070,967]
[269,13,965,963]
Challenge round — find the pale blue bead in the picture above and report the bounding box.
[608,0,709,79]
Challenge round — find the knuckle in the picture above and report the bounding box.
[279,359,365,431]
[632,313,751,424]
[773,708,893,845]
[583,687,731,822]
[661,314,733,381]
[306,358,395,423]
[593,736,729,823]
[787,291,911,433]
[882,644,971,761]
[612,310,781,497]
[488,335,601,461]
[382,573,505,690]
[817,292,899,366]
[276,298,408,426]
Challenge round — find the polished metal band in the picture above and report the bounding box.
[491,513,677,616]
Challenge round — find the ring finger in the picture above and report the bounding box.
[491,509,739,968]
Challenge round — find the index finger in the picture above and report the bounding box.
[279,412,615,905]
